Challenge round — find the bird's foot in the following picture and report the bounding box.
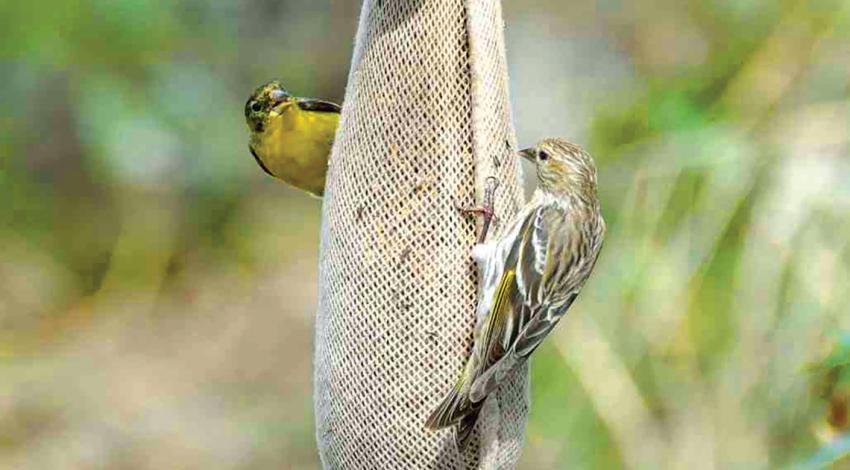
[455,177,500,243]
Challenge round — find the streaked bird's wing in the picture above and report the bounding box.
[513,209,604,359]
[296,98,341,113]
[470,204,597,400]
[470,206,546,373]
[514,204,560,304]
[512,294,577,358]
[428,269,517,445]
[424,209,536,432]
[467,205,554,401]
[474,270,517,374]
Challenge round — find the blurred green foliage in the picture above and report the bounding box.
[1,0,849,468]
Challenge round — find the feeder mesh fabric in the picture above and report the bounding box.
[315,0,528,467]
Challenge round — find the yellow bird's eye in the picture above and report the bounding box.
[250,101,262,112]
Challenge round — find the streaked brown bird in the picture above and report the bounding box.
[425,138,607,449]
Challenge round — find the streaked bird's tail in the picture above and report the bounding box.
[454,406,483,449]
[425,371,485,450]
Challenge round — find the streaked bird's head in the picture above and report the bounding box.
[520,138,599,203]
[245,80,293,133]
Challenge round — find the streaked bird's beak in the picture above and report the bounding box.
[519,147,536,162]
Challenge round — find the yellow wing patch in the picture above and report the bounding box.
[479,269,516,369]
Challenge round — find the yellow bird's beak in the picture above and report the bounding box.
[269,89,291,116]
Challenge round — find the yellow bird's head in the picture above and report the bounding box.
[245,80,293,133]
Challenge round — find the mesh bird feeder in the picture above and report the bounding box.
[314,0,528,467]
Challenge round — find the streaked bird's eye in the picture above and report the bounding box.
[538,150,550,161]
[251,101,262,112]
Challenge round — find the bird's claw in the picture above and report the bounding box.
[456,205,497,222]
[456,177,501,243]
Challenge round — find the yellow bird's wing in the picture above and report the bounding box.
[296,98,341,113]
[249,146,275,177]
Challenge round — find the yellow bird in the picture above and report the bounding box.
[244,80,341,197]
